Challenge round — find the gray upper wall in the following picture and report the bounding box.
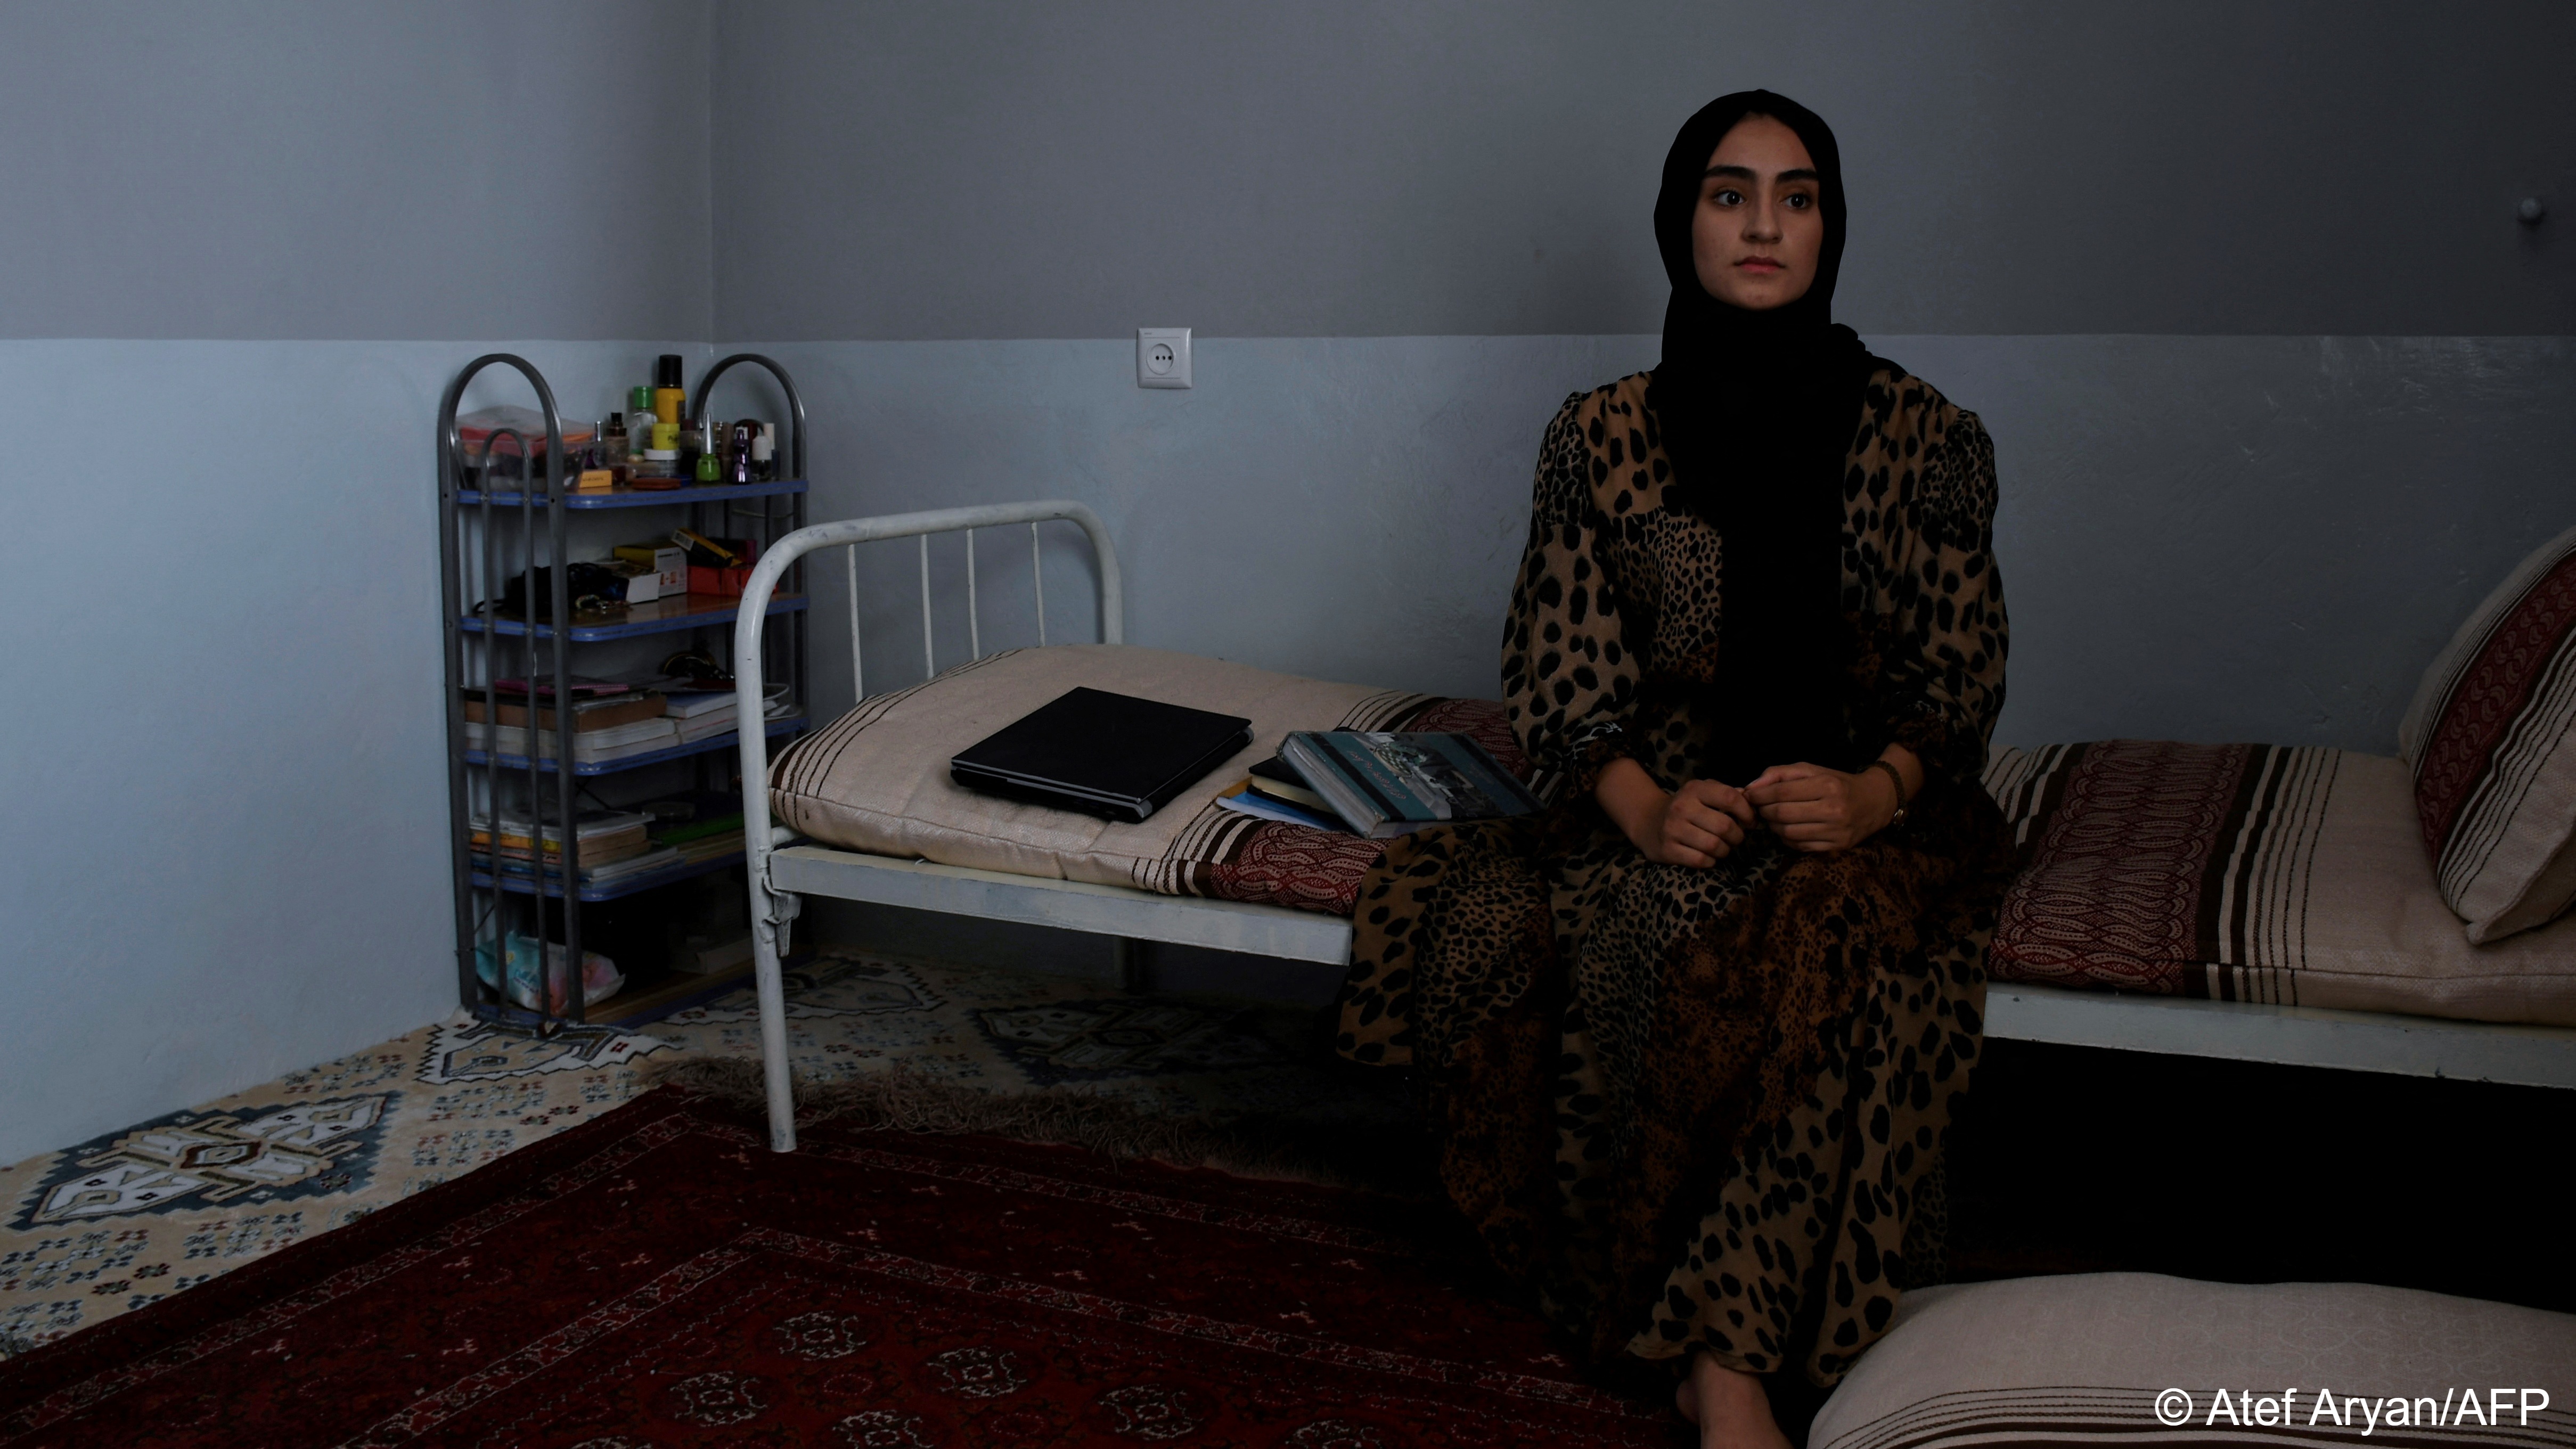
[7,3,2567,343]
[0,0,714,341]
[712,0,2575,340]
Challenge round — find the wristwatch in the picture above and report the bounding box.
[1866,759,1910,829]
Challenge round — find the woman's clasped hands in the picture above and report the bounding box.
[1598,755,1907,866]
[1641,778,1758,867]
[1597,759,1755,867]
[1741,761,1899,853]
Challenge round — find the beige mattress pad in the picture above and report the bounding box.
[767,644,1437,896]
[1813,1272,2576,1448]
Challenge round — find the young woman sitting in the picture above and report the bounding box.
[1333,90,2016,1449]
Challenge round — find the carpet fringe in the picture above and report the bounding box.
[640,1055,1431,1196]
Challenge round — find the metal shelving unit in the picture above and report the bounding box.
[436,353,812,1035]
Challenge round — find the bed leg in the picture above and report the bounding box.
[750,886,803,1153]
[1113,936,1150,994]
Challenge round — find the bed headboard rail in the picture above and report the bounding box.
[734,495,1121,785]
[730,501,1119,1147]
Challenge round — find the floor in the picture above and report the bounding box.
[10,949,2574,1362]
[0,949,1403,1358]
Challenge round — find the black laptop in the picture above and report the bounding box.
[950,687,1254,824]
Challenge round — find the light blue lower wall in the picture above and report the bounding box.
[733,334,2573,750]
[0,340,706,1168]
[4,332,2567,1164]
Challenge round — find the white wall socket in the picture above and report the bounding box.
[1136,328,1191,389]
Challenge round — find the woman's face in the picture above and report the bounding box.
[1690,114,1823,310]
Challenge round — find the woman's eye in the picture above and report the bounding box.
[1784,193,1813,210]
[1712,187,1745,207]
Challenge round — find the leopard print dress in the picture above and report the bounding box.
[1335,368,2016,1387]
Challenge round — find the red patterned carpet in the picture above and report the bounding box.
[0,1088,1675,1447]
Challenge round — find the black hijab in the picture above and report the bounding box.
[1646,89,1890,784]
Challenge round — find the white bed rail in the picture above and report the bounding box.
[734,501,1121,1150]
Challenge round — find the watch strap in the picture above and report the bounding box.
[1866,758,1910,829]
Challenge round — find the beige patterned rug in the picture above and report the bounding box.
[0,952,1409,1358]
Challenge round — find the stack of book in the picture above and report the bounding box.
[1215,759,1350,832]
[1215,731,1541,839]
[666,691,741,746]
[470,808,683,887]
[652,805,748,867]
[463,677,676,765]
[632,675,804,739]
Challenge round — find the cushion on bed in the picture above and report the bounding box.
[1810,1272,2576,1449]
[1981,740,2576,1026]
[2398,522,2576,944]
[767,644,1525,915]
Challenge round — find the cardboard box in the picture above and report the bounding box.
[689,564,756,599]
[612,544,689,602]
[608,561,665,604]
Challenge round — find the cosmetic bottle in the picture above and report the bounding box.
[600,413,631,482]
[698,418,730,482]
[652,356,688,447]
[730,421,755,484]
[677,418,705,480]
[751,421,776,481]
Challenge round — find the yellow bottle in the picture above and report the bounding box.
[653,354,688,433]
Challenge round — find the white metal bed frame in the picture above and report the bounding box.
[730,502,2576,1152]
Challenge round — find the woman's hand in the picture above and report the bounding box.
[1744,759,1902,853]
[1596,758,1756,867]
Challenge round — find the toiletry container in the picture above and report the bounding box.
[652,356,688,444]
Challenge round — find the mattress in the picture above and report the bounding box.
[771,650,2576,1028]
[1984,741,2576,1027]
[767,644,1525,915]
[1810,1272,2576,1448]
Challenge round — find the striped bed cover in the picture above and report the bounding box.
[1980,740,2576,1026]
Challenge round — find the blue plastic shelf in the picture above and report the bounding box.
[456,478,807,511]
[461,591,806,642]
[460,715,806,777]
[473,848,748,904]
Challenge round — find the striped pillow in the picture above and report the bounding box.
[2398,523,2576,944]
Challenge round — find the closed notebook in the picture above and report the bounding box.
[951,686,1253,824]
[1281,730,1542,839]
[1246,756,1332,812]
